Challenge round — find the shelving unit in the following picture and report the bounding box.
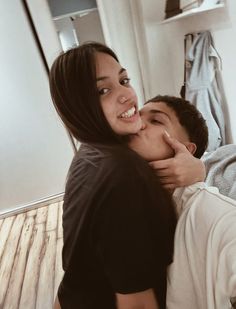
[159,2,225,24]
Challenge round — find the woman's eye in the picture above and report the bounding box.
[121,78,131,85]
[98,88,109,95]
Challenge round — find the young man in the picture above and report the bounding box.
[129,95,236,309]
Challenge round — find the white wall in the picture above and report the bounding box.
[133,0,175,96]
[0,1,73,213]
[135,0,236,142]
[97,0,145,107]
[26,0,62,68]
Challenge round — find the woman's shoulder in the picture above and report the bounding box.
[70,143,111,170]
[77,143,146,166]
[102,144,149,172]
[68,143,153,185]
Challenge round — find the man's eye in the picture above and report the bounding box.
[98,88,109,95]
[151,119,162,125]
[121,78,131,85]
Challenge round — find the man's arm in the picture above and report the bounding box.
[116,289,159,309]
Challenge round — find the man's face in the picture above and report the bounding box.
[128,101,191,161]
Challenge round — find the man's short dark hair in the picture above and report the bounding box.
[145,95,208,158]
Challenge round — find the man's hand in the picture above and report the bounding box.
[149,132,206,191]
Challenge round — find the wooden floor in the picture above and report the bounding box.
[0,202,64,309]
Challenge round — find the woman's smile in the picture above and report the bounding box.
[96,52,142,135]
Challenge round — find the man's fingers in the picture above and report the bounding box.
[162,183,176,191]
[155,169,172,177]
[158,176,175,185]
[149,158,173,170]
[163,131,188,154]
[157,171,181,186]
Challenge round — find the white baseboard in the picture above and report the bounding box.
[0,193,64,219]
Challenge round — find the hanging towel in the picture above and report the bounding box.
[185,31,226,151]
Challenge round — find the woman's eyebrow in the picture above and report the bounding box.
[119,68,126,75]
[96,68,126,82]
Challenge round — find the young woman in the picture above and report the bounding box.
[49,42,203,309]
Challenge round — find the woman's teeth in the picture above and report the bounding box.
[120,107,136,118]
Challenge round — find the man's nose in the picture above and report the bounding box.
[141,120,146,130]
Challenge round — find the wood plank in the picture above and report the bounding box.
[54,237,64,299]
[35,205,48,224]
[35,202,60,307]
[54,202,64,299]
[0,216,15,263]
[57,201,63,239]
[0,219,3,232]
[0,213,26,307]
[0,202,64,309]
[36,227,57,308]
[58,201,63,210]
[46,203,58,232]
[4,215,35,309]
[26,209,37,217]
[19,207,47,309]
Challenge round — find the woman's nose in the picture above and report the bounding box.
[118,96,128,104]
[118,86,134,104]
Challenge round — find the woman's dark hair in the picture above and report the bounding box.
[49,42,123,145]
[146,95,209,158]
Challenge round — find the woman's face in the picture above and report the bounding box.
[95,52,142,135]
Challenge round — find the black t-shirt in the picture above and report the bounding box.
[58,143,176,309]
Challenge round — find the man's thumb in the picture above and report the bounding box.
[163,131,188,154]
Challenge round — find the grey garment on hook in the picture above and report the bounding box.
[185,31,226,151]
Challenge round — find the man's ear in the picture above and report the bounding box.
[185,142,197,155]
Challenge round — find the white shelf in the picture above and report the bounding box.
[159,3,225,24]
